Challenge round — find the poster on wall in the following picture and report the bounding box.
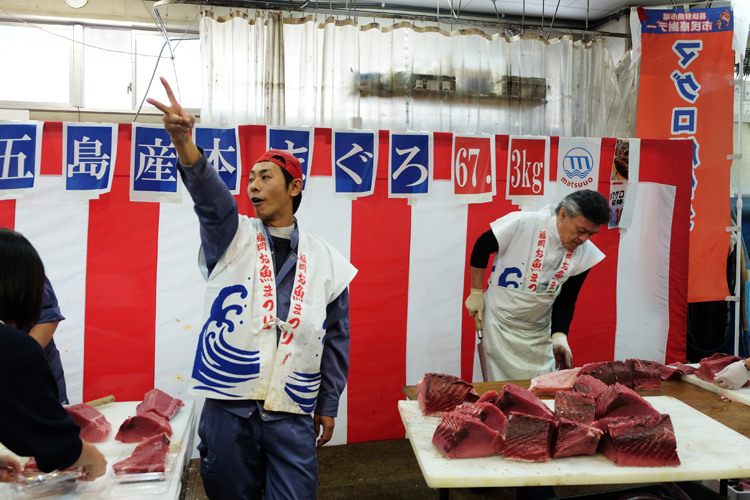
[452,133,495,204]
[388,131,432,203]
[194,125,242,195]
[0,122,43,199]
[63,123,117,198]
[332,130,378,199]
[557,137,601,199]
[506,136,549,207]
[130,124,182,203]
[636,6,734,302]
[267,126,314,191]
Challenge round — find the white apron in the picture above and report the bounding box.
[483,206,604,381]
[188,217,357,415]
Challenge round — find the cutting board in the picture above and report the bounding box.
[681,373,750,407]
[399,396,750,489]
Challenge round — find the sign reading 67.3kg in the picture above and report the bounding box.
[451,134,495,203]
[506,137,548,198]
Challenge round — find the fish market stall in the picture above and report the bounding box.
[401,380,750,496]
[0,399,196,500]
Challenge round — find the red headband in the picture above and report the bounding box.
[254,149,303,180]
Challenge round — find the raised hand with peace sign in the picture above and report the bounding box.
[147,77,202,166]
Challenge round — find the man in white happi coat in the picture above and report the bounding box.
[464,189,610,381]
[148,78,357,500]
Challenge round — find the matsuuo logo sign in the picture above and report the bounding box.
[561,147,594,187]
[556,138,601,199]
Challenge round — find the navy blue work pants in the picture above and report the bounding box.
[197,399,318,500]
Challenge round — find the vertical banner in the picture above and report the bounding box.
[332,130,378,199]
[637,7,734,302]
[267,127,314,191]
[506,136,550,207]
[388,132,433,203]
[451,134,496,204]
[130,124,182,204]
[194,125,242,195]
[557,137,601,199]
[0,122,43,199]
[63,123,117,198]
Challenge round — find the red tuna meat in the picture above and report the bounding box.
[66,403,112,443]
[554,390,595,424]
[529,367,582,396]
[453,402,508,434]
[626,359,661,390]
[579,361,633,388]
[136,388,184,420]
[696,353,749,387]
[115,412,173,443]
[503,412,556,462]
[113,433,171,475]
[477,390,498,405]
[431,412,504,459]
[573,375,608,399]
[496,383,555,421]
[595,383,660,420]
[418,373,477,416]
[598,414,680,467]
[553,417,603,458]
[659,362,697,380]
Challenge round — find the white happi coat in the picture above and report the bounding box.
[483,205,604,381]
[188,217,357,415]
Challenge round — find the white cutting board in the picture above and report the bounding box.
[399,396,750,489]
[0,400,196,500]
[681,373,750,407]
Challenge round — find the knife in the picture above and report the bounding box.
[474,317,489,383]
[85,395,115,408]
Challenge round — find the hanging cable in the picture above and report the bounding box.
[133,40,169,122]
[546,0,561,39]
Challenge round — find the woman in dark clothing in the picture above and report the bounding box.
[0,228,106,482]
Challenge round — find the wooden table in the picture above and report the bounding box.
[401,380,750,499]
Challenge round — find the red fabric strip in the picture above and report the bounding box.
[0,201,15,230]
[639,138,691,363]
[83,124,159,402]
[568,138,619,366]
[40,122,63,176]
[348,132,411,442]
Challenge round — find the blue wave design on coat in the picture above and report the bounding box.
[284,371,321,413]
[192,285,260,398]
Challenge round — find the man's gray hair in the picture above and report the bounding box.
[555,189,610,226]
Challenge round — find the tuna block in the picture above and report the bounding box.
[554,390,595,424]
[553,418,603,458]
[579,361,633,388]
[529,367,582,396]
[432,412,504,459]
[137,388,184,420]
[573,374,608,400]
[453,402,508,434]
[66,403,112,443]
[626,359,661,390]
[595,383,660,420]
[496,383,556,421]
[115,412,173,443]
[113,433,171,475]
[598,414,680,467]
[418,373,477,416]
[503,412,556,462]
[477,390,499,405]
[697,353,749,387]
[659,363,696,381]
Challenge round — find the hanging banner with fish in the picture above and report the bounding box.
[636,6,734,302]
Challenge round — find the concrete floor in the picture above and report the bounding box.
[178,438,641,500]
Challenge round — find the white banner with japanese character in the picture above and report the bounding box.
[0,121,43,200]
[63,123,117,199]
[130,124,182,203]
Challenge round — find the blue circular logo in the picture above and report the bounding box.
[562,147,593,179]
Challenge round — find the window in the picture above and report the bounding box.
[0,23,72,104]
[84,27,132,110]
[135,32,201,110]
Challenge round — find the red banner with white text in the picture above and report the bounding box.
[636,6,734,302]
